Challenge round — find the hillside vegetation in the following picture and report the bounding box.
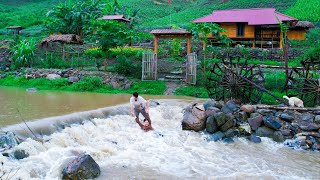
[0,0,319,29]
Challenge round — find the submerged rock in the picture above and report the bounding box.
[13,149,29,160]
[248,134,261,143]
[208,131,225,142]
[62,154,100,180]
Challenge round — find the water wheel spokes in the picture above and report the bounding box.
[206,60,265,104]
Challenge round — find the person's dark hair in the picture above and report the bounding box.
[133,92,138,98]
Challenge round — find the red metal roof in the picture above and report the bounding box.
[99,15,130,22]
[193,8,297,25]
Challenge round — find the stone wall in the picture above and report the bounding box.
[182,100,320,151]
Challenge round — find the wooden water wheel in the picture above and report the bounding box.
[286,58,320,107]
[206,58,265,103]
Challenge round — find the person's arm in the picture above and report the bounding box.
[135,117,147,130]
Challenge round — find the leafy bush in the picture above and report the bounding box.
[70,76,103,91]
[114,55,141,77]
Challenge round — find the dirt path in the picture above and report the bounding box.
[164,82,182,95]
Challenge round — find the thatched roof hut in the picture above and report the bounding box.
[40,34,84,47]
[295,21,315,28]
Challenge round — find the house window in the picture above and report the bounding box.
[237,23,245,37]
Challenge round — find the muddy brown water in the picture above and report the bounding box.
[0,86,193,126]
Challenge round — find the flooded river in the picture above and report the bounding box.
[0,87,319,179]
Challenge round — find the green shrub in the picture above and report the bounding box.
[110,47,146,60]
[10,38,36,70]
[70,76,103,91]
[114,55,141,77]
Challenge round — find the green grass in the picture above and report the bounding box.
[174,85,209,98]
[0,76,167,95]
[286,0,320,22]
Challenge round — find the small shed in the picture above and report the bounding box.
[40,34,84,60]
[150,28,192,54]
[98,15,130,23]
[6,26,24,35]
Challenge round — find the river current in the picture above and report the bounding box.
[1,100,320,179]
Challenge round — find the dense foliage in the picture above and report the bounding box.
[45,0,104,35]
[1,0,314,29]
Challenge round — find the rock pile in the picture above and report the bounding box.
[182,100,320,150]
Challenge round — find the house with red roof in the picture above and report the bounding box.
[193,8,312,48]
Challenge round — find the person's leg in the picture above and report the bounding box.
[141,108,151,125]
[134,108,145,128]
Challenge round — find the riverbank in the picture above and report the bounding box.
[0,68,166,95]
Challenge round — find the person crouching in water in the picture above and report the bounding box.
[130,92,153,131]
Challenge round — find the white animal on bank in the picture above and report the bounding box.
[283,96,304,107]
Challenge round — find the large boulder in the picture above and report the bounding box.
[314,115,320,124]
[62,154,100,180]
[206,116,218,134]
[46,74,61,80]
[299,123,320,131]
[205,107,220,117]
[214,112,227,127]
[182,104,207,131]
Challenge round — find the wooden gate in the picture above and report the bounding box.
[142,52,157,81]
[186,53,197,85]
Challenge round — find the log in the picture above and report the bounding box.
[256,105,319,111]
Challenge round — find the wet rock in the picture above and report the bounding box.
[203,101,222,110]
[62,154,100,180]
[248,115,263,131]
[250,113,261,118]
[248,134,261,143]
[13,149,29,160]
[192,105,206,120]
[280,129,291,136]
[182,105,207,131]
[205,107,220,117]
[240,105,255,113]
[26,88,38,92]
[46,74,61,80]
[220,119,234,132]
[299,123,320,131]
[238,123,251,135]
[224,128,240,138]
[68,76,79,83]
[214,112,227,127]
[207,131,225,142]
[223,137,234,143]
[312,110,320,115]
[256,109,274,116]
[221,100,238,114]
[0,131,20,149]
[256,126,275,138]
[314,115,320,124]
[263,116,281,130]
[206,116,218,134]
[235,111,248,122]
[301,113,314,122]
[273,131,285,142]
[148,100,160,107]
[280,114,295,122]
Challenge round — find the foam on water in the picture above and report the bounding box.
[1,100,320,179]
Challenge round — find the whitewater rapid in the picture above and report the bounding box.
[1,100,320,179]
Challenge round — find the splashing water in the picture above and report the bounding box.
[1,100,320,179]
